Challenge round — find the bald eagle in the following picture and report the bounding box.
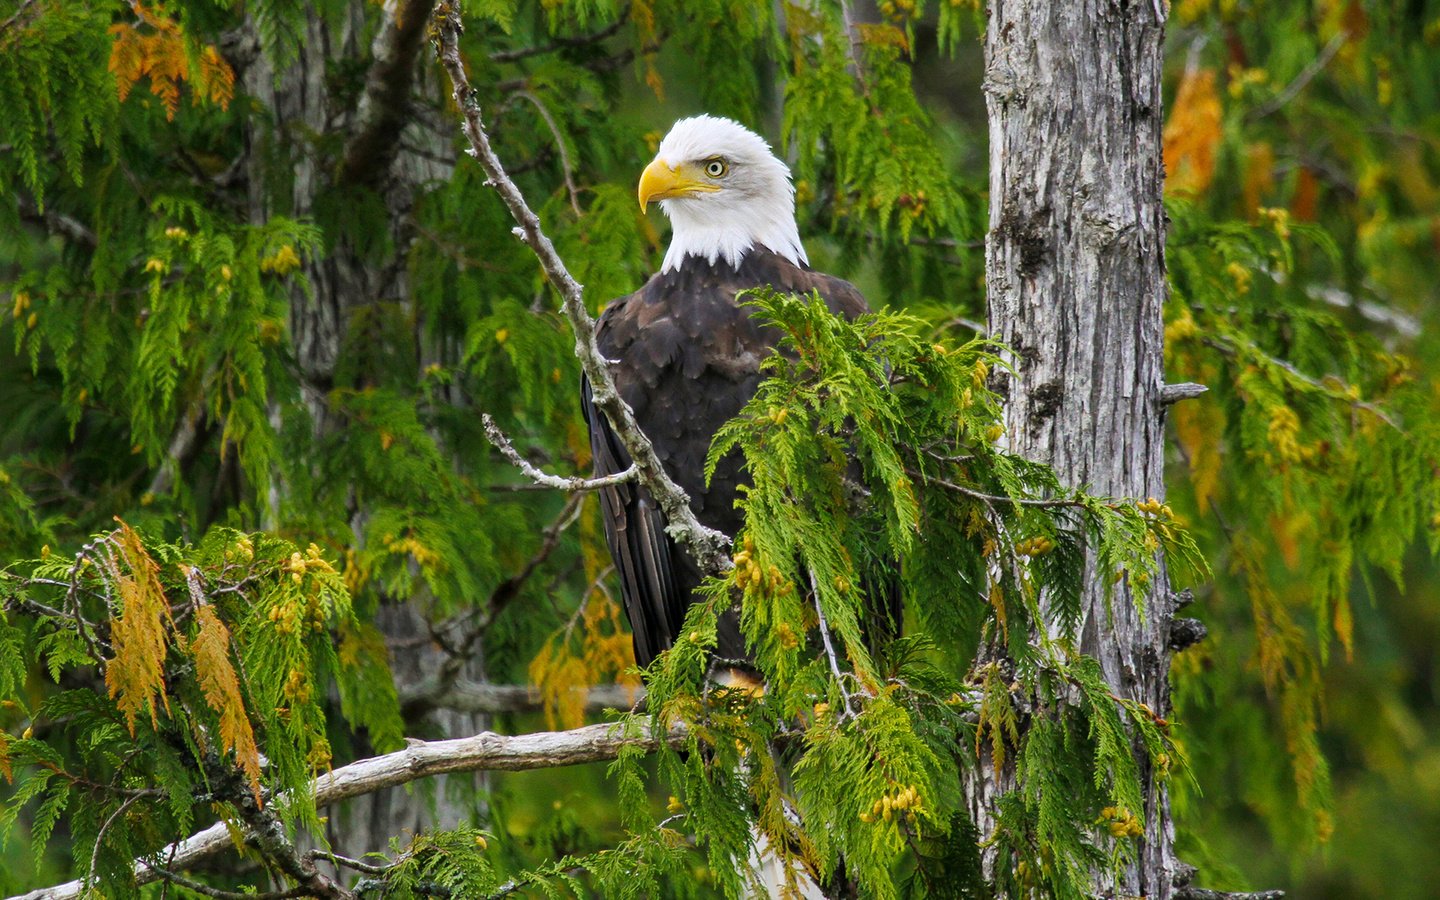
[582,115,877,671]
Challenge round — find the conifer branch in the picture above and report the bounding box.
[0,0,39,41]
[6,722,683,900]
[146,868,309,900]
[15,194,97,248]
[912,468,1090,510]
[488,10,628,62]
[433,6,733,575]
[1247,29,1347,121]
[509,89,582,215]
[481,414,637,492]
[1200,335,1399,427]
[417,491,587,708]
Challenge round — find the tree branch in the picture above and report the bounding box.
[146,868,308,900]
[481,414,636,492]
[431,5,733,575]
[488,12,628,62]
[1200,335,1399,427]
[412,492,588,711]
[1247,30,1347,121]
[1161,382,1208,405]
[6,721,682,900]
[0,0,38,43]
[341,0,438,187]
[15,194,97,248]
[509,89,582,215]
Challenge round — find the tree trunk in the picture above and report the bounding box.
[976,1,1177,895]
[241,1,481,860]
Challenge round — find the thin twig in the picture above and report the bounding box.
[510,89,582,215]
[86,793,152,890]
[489,11,628,62]
[482,414,637,492]
[1200,335,1399,427]
[306,849,390,877]
[1248,30,1347,121]
[912,469,1089,510]
[419,491,588,705]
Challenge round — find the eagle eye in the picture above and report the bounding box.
[704,158,728,178]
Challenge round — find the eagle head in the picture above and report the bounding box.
[638,115,807,274]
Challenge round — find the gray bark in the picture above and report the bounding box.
[976,0,1177,896]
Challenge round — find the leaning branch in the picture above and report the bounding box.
[1247,29,1346,121]
[7,721,682,900]
[431,5,733,576]
[1201,335,1399,427]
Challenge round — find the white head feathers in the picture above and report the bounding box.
[645,115,808,274]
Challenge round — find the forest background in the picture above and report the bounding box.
[2,0,1439,897]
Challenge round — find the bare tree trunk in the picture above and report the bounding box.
[974,1,1177,896]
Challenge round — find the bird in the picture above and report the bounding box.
[581,114,884,676]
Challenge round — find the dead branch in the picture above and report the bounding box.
[6,721,682,900]
[1176,889,1284,900]
[481,414,636,493]
[15,193,97,248]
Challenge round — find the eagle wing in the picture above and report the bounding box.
[580,361,689,669]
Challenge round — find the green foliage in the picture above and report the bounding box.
[1165,198,1440,857]
[0,3,115,205]
[621,290,1197,897]
[1,0,1436,896]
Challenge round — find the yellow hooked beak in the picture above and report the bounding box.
[638,159,720,210]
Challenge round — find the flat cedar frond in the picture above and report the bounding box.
[191,603,263,803]
[107,7,233,121]
[975,663,1019,777]
[104,522,173,734]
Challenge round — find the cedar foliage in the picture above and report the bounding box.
[0,0,1437,896]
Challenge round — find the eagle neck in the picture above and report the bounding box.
[659,203,807,274]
